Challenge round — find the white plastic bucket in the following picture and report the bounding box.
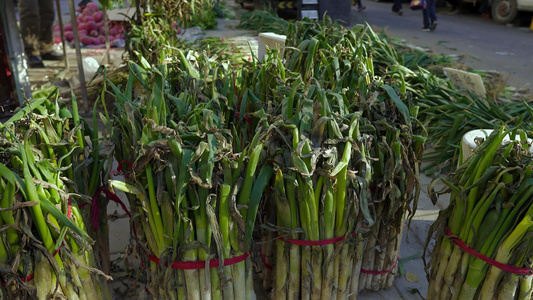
[257,32,286,62]
[460,129,533,165]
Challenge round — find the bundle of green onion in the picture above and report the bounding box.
[263,89,374,299]
[354,84,426,293]
[272,17,426,295]
[352,31,427,291]
[425,127,533,300]
[0,94,111,299]
[103,56,273,299]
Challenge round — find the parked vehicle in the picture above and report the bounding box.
[462,0,533,23]
[489,0,533,23]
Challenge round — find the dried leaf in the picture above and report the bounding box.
[405,271,420,282]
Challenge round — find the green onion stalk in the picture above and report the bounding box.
[425,126,533,300]
[104,56,273,299]
[0,93,112,299]
[70,76,115,275]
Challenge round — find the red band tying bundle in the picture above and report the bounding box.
[1,274,34,286]
[360,257,399,275]
[20,274,33,283]
[234,111,253,125]
[110,161,134,178]
[85,186,133,233]
[148,252,249,270]
[276,232,357,246]
[369,185,382,193]
[445,227,533,275]
[260,246,273,270]
[67,196,72,219]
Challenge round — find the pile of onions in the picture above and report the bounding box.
[53,2,125,46]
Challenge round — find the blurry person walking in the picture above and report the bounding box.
[392,0,403,15]
[422,0,437,31]
[355,0,366,12]
[19,0,64,68]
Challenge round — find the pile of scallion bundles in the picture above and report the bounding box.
[104,60,273,299]
[0,96,111,299]
[425,127,533,300]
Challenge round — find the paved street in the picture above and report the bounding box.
[351,0,533,93]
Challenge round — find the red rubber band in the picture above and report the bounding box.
[67,197,72,219]
[110,161,134,178]
[369,185,379,192]
[87,186,134,235]
[260,245,273,270]
[276,232,357,246]
[360,257,399,275]
[234,111,254,125]
[445,227,533,275]
[148,252,249,270]
[21,274,33,282]
[1,274,34,286]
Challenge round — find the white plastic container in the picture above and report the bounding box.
[460,129,533,165]
[257,32,286,62]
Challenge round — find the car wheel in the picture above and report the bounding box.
[491,0,518,23]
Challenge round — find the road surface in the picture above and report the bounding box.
[350,1,533,93]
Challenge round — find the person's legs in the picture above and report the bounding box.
[422,8,430,28]
[18,0,40,56]
[424,0,437,30]
[38,0,56,54]
[429,0,437,23]
[356,0,366,11]
[392,0,403,12]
